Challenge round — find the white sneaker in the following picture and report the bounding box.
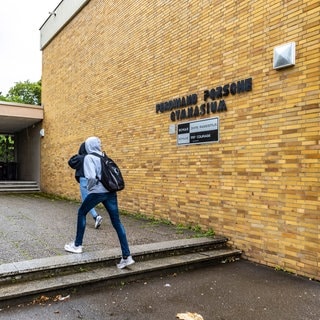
[117,256,135,269]
[95,215,103,229]
[64,242,83,254]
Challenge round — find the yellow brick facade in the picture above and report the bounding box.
[41,0,320,279]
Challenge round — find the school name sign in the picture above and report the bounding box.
[155,77,252,122]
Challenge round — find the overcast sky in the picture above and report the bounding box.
[0,0,60,95]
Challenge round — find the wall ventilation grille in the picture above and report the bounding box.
[273,42,296,70]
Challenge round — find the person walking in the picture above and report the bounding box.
[65,136,135,269]
[68,142,103,229]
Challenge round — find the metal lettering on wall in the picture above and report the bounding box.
[177,117,219,146]
[155,77,252,122]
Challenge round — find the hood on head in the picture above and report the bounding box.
[78,142,87,155]
[85,136,101,154]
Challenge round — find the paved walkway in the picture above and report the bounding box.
[0,193,319,320]
[0,193,197,264]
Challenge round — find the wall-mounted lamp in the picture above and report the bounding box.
[40,129,45,137]
[273,42,296,70]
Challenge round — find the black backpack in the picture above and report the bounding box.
[91,152,125,192]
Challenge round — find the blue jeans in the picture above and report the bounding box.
[79,177,98,219]
[75,192,131,258]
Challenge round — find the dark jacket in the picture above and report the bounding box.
[68,142,86,183]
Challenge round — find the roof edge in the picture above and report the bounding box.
[40,0,91,50]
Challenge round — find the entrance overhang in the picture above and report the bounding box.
[0,101,43,134]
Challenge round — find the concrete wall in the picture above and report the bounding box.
[40,0,320,279]
[17,122,42,184]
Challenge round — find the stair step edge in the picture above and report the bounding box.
[0,237,230,278]
[0,249,242,301]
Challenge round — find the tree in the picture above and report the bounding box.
[0,80,41,105]
[0,92,7,101]
[0,135,15,162]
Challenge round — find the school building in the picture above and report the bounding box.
[39,0,319,279]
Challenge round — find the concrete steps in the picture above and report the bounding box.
[0,237,241,305]
[0,181,40,192]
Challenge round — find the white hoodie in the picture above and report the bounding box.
[84,136,109,193]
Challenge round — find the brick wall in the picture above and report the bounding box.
[41,0,320,279]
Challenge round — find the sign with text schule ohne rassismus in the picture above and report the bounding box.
[177,117,219,146]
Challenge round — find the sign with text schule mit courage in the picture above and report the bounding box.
[177,117,219,146]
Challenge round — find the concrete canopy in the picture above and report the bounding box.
[0,101,43,134]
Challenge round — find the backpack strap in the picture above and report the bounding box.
[91,152,107,159]
[91,152,102,158]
